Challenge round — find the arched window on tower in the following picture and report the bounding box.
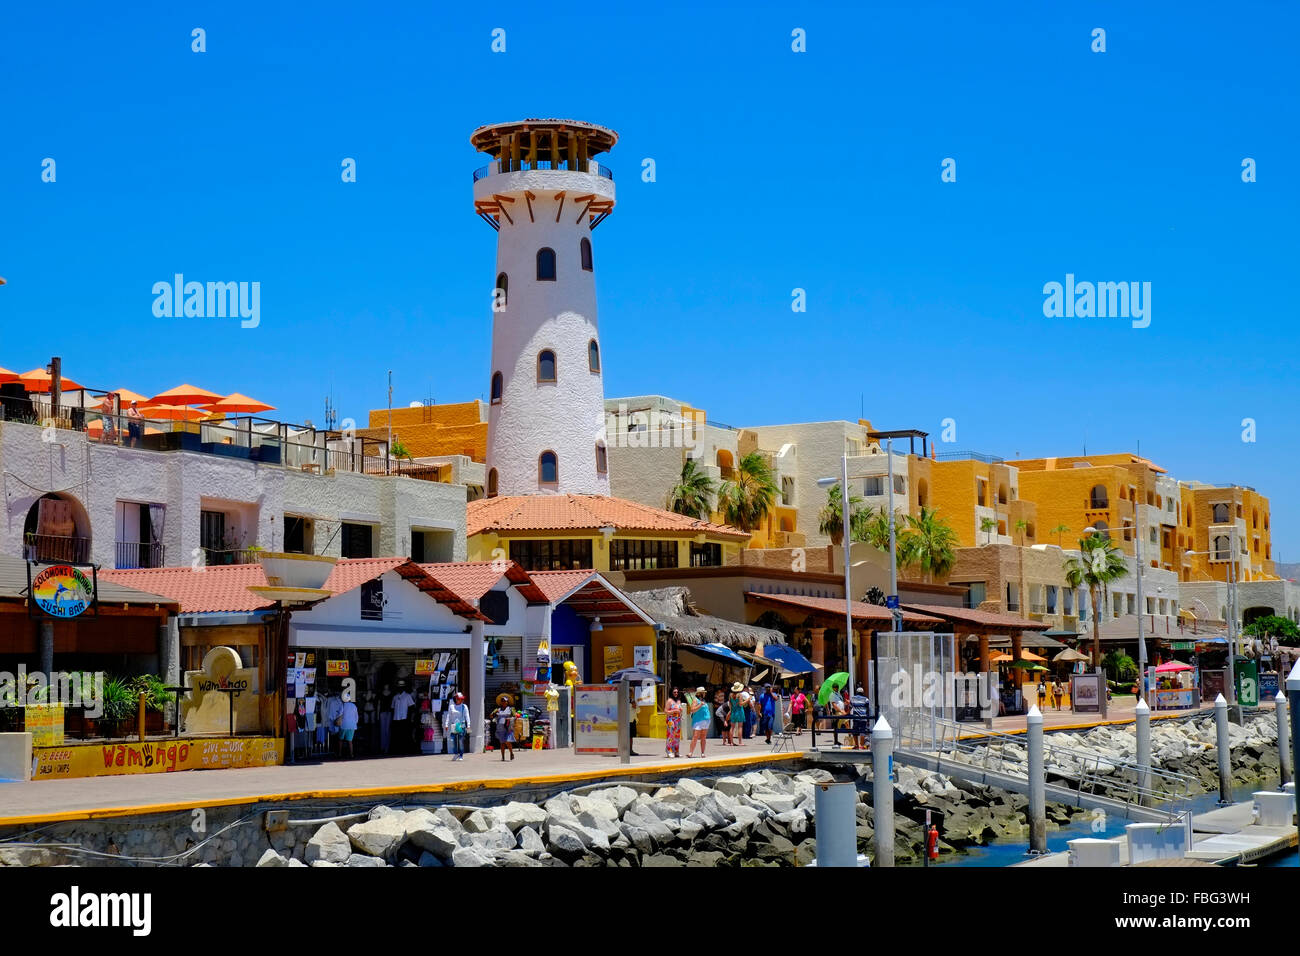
[490,372,503,404]
[495,272,508,308]
[537,350,556,383]
[536,248,556,281]
[588,339,600,373]
[580,237,593,272]
[487,468,498,498]
[539,451,558,485]
[595,442,608,474]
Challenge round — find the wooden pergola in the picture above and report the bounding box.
[901,603,1052,674]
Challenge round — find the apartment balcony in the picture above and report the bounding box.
[24,533,92,565]
[201,547,261,567]
[775,530,807,549]
[115,540,166,569]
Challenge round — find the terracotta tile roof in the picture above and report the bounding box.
[528,570,655,625]
[323,558,406,595]
[467,494,749,540]
[417,561,548,605]
[902,603,1051,631]
[744,592,943,627]
[100,565,273,615]
[527,569,600,603]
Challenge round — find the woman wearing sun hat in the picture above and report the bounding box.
[490,692,516,761]
[729,682,745,746]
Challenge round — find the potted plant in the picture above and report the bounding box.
[127,675,176,734]
[98,677,136,738]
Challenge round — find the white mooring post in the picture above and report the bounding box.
[1135,698,1151,806]
[1214,693,1232,805]
[1275,691,1292,786]
[871,715,894,868]
[1027,705,1046,854]
[1287,661,1300,853]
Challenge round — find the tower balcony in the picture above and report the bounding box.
[474,158,613,183]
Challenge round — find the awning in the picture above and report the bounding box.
[678,642,752,671]
[758,643,818,675]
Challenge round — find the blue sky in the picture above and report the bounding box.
[2,2,1296,555]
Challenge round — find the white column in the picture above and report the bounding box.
[1277,690,1293,786]
[871,715,894,867]
[1027,706,1046,854]
[469,620,486,753]
[1214,693,1232,804]
[1135,697,1151,805]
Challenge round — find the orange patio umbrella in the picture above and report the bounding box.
[989,652,1013,664]
[202,392,275,415]
[140,403,207,422]
[1018,649,1047,662]
[148,383,224,406]
[111,388,150,406]
[18,368,84,392]
[0,366,19,385]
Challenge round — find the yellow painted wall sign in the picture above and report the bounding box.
[33,736,283,780]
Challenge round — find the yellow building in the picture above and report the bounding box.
[358,401,488,461]
[918,455,1037,548]
[467,493,749,573]
[1179,481,1276,583]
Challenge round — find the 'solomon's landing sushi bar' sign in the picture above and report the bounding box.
[28,564,97,619]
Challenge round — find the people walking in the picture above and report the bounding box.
[338,691,359,758]
[849,686,869,751]
[1052,678,1064,711]
[686,687,710,757]
[1036,679,1047,712]
[729,682,745,746]
[790,687,808,734]
[759,684,777,744]
[447,692,470,760]
[665,687,683,757]
[491,693,516,760]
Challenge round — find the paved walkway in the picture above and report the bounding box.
[0,736,797,826]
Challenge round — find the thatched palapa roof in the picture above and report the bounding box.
[627,587,786,650]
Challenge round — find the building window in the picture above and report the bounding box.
[690,542,722,567]
[200,510,226,562]
[580,237,592,271]
[284,515,312,555]
[611,539,679,571]
[495,272,508,307]
[536,247,556,281]
[960,582,986,610]
[538,350,556,383]
[487,468,498,498]
[1212,535,1229,560]
[509,538,593,571]
[1093,520,1110,540]
[490,372,503,404]
[1212,503,1230,523]
[976,481,986,507]
[863,476,884,496]
[341,522,374,559]
[1089,485,1108,509]
[539,451,558,484]
[595,442,607,474]
[588,339,600,373]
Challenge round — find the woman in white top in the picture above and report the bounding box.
[446,692,470,761]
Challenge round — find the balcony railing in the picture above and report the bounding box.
[24,534,92,565]
[473,159,614,182]
[115,540,166,569]
[201,547,260,567]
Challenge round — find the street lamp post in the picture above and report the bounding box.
[1186,534,1241,721]
[1086,511,1148,702]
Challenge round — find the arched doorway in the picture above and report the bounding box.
[24,492,92,563]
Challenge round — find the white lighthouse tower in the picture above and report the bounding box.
[471,118,617,498]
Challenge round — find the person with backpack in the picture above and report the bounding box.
[446,692,470,761]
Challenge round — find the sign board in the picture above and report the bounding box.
[885,595,899,610]
[1236,659,1259,707]
[633,645,656,705]
[1070,673,1103,714]
[30,564,95,619]
[33,737,283,780]
[326,659,349,677]
[26,704,65,747]
[1201,669,1226,702]
[574,684,619,754]
[1260,671,1280,701]
[414,659,436,676]
[602,645,624,679]
[360,579,383,621]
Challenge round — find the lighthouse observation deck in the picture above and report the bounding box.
[471,118,617,230]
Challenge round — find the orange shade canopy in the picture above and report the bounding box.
[148,383,224,406]
[140,404,207,422]
[111,388,150,405]
[202,392,275,414]
[19,368,84,392]
[0,366,19,385]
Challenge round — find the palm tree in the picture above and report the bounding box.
[716,451,779,535]
[979,516,997,545]
[1063,534,1130,667]
[667,456,717,520]
[898,506,959,583]
[1050,523,1070,548]
[862,507,900,555]
[1014,518,1029,546]
[817,483,869,546]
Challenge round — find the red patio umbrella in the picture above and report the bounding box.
[201,392,276,414]
[0,366,19,385]
[1154,660,1194,673]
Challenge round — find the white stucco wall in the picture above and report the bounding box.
[480,168,615,497]
[0,420,466,567]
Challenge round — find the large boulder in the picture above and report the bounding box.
[463,809,497,834]
[472,824,518,852]
[346,853,388,867]
[305,821,353,865]
[587,786,639,815]
[496,801,547,833]
[404,810,460,861]
[347,815,409,860]
[434,808,465,832]
[517,827,546,856]
[643,852,686,867]
[255,848,289,867]
[546,825,589,859]
[498,849,546,867]
[752,791,799,815]
[451,846,498,867]
[713,775,751,797]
